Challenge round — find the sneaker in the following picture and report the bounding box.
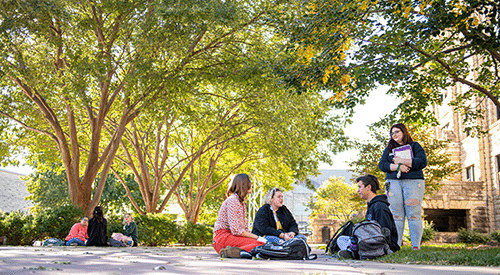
[70,242,78,246]
[336,236,351,251]
[219,246,242,258]
[240,251,252,259]
[338,250,353,259]
[412,246,420,250]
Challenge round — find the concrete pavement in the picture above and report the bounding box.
[1,245,500,275]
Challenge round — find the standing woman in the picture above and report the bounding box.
[86,206,108,246]
[213,174,266,258]
[378,123,427,250]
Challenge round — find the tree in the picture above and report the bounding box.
[274,0,500,128]
[0,0,302,215]
[308,176,365,221]
[110,78,345,222]
[349,116,460,195]
[25,163,142,214]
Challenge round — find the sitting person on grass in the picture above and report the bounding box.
[65,216,89,246]
[212,173,266,258]
[111,213,138,247]
[252,187,306,243]
[86,206,108,246]
[338,175,400,258]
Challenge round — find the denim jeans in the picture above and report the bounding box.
[263,234,307,244]
[385,179,425,248]
[66,238,86,246]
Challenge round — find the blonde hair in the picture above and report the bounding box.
[263,188,283,205]
[227,174,252,203]
[124,213,134,221]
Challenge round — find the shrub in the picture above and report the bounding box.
[106,213,125,240]
[490,230,500,242]
[421,220,436,242]
[179,222,213,246]
[135,213,179,246]
[458,228,490,244]
[33,203,84,240]
[1,211,34,245]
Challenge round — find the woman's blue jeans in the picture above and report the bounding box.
[264,234,307,244]
[385,179,425,248]
[66,238,85,246]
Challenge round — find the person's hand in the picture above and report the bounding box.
[283,233,292,241]
[256,236,267,243]
[287,232,296,238]
[400,164,410,173]
[393,156,404,164]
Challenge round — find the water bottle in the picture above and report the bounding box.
[349,236,358,251]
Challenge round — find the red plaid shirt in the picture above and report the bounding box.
[214,194,249,236]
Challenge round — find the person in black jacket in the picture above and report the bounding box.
[252,188,305,243]
[378,123,427,250]
[357,175,400,253]
[86,206,108,246]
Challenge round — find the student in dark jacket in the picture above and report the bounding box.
[252,187,305,243]
[86,206,108,246]
[378,123,427,250]
[357,175,400,253]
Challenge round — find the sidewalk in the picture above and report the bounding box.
[1,245,500,275]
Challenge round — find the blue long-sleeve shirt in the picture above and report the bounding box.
[378,141,427,180]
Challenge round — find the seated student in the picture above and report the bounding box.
[111,213,138,247]
[65,216,89,246]
[339,175,400,258]
[86,206,108,246]
[252,187,305,243]
[212,174,266,258]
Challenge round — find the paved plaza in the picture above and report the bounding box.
[2,245,500,275]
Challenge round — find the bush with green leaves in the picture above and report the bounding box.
[403,220,436,243]
[179,222,213,246]
[32,203,84,240]
[458,228,490,244]
[0,211,34,245]
[490,230,500,242]
[135,213,179,246]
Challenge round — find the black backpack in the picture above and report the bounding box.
[325,220,354,254]
[251,237,317,260]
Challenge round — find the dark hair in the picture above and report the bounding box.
[92,206,104,223]
[356,175,380,193]
[387,123,413,152]
[227,174,252,203]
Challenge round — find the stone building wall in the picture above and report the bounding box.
[308,214,341,244]
[424,181,488,232]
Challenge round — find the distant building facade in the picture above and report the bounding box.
[427,56,500,234]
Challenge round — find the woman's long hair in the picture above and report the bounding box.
[226,174,252,203]
[92,206,104,223]
[387,123,413,152]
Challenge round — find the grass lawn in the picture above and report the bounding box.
[376,244,500,266]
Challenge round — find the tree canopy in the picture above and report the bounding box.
[0,0,349,216]
[278,0,499,127]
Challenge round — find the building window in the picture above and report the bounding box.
[465,165,475,181]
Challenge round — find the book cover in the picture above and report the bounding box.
[392,144,413,159]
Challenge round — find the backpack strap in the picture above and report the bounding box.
[325,220,353,253]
